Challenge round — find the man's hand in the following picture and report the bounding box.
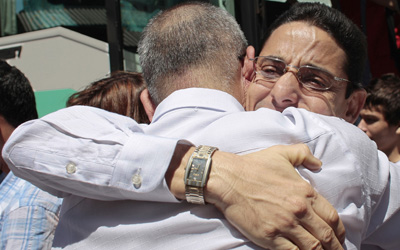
[205,144,345,250]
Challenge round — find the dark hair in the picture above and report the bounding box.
[364,73,400,125]
[0,60,38,127]
[67,71,149,123]
[262,2,367,98]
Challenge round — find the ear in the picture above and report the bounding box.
[344,89,367,124]
[0,115,12,142]
[242,46,256,89]
[395,121,400,135]
[140,89,156,122]
[0,116,11,175]
[0,124,4,145]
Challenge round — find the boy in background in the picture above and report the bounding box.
[358,73,400,165]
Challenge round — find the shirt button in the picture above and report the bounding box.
[66,162,77,174]
[132,169,142,189]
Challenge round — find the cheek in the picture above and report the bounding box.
[299,93,338,116]
[246,83,272,111]
[369,131,386,147]
[369,124,388,138]
[321,92,349,118]
[368,129,380,139]
[304,102,333,116]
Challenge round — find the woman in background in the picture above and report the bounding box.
[67,71,150,123]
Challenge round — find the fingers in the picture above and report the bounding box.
[257,208,324,250]
[275,187,344,250]
[294,211,344,250]
[283,227,323,250]
[276,222,342,250]
[285,184,345,249]
[254,144,345,248]
[308,192,346,246]
[208,145,344,249]
[266,236,301,250]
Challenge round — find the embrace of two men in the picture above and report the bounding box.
[3,2,400,250]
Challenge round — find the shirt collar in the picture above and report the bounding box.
[152,88,245,123]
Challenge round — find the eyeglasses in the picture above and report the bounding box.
[250,56,351,91]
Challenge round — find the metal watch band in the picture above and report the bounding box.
[184,145,218,205]
[185,186,205,204]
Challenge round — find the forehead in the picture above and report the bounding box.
[360,107,386,121]
[363,105,385,115]
[260,21,348,78]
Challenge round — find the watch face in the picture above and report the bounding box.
[187,158,206,185]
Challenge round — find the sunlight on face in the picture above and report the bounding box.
[358,106,399,153]
[245,22,352,120]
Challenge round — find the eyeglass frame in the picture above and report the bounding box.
[250,56,354,91]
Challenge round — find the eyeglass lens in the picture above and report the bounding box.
[254,57,333,90]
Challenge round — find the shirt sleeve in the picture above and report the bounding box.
[3,106,186,202]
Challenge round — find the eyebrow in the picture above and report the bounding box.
[360,112,380,120]
[264,55,285,62]
[265,54,338,76]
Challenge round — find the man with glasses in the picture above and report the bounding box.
[243,3,366,124]
[4,2,400,249]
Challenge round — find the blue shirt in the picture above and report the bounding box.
[0,172,62,249]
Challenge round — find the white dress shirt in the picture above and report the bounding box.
[3,88,400,250]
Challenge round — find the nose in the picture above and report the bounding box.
[357,118,368,133]
[270,71,300,111]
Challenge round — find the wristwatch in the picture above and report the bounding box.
[184,145,218,204]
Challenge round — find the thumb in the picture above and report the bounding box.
[273,144,322,171]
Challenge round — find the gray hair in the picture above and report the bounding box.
[138,2,247,104]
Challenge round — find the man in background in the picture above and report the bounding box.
[358,73,400,165]
[0,60,62,249]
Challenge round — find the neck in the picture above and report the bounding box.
[166,77,243,104]
[167,64,244,103]
[386,142,400,163]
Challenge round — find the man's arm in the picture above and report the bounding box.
[3,106,344,249]
[3,106,181,202]
[167,143,344,250]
